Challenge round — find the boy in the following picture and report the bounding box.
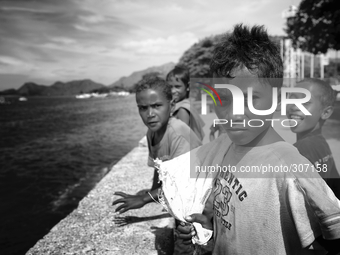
[287,78,340,199]
[166,65,205,141]
[112,75,201,254]
[177,24,340,254]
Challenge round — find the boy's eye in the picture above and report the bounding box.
[152,104,161,109]
[249,96,259,103]
[138,106,147,111]
[244,95,259,107]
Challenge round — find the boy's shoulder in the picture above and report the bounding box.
[167,118,202,144]
[294,130,331,159]
[167,117,192,134]
[294,130,327,149]
[257,141,311,165]
[174,98,191,112]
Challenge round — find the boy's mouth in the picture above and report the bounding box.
[148,121,158,126]
[288,114,304,124]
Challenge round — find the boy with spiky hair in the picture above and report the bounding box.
[177,24,340,254]
[287,78,340,199]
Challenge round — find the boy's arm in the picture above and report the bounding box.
[287,175,340,250]
[112,187,160,214]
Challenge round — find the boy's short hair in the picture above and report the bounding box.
[166,65,190,88]
[210,23,283,87]
[136,75,172,101]
[298,78,336,107]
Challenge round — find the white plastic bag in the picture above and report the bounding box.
[154,150,213,245]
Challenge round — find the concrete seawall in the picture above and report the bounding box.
[27,142,174,255]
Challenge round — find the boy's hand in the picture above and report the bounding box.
[177,213,213,244]
[112,191,146,214]
[186,213,213,230]
[177,222,195,245]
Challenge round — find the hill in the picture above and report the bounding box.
[42,79,105,96]
[1,79,106,96]
[110,62,175,89]
[0,62,176,96]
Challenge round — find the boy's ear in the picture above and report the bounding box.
[321,106,334,120]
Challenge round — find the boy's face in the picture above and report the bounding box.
[136,88,172,133]
[286,82,324,135]
[214,67,276,146]
[167,76,187,103]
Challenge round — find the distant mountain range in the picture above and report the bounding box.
[0,62,176,96]
[0,79,105,96]
[109,62,175,89]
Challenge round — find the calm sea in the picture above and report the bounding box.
[0,95,146,255]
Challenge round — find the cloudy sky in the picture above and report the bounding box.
[0,0,300,90]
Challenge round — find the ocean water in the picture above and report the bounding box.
[0,95,147,255]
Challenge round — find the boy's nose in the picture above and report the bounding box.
[287,103,298,113]
[229,113,245,123]
[147,107,155,117]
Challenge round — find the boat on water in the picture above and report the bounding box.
[75,94,92,99]
[19,97,28,101]
[75,93,108,99]
[75,91,130,99]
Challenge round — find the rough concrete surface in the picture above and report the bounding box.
[26,146,174,255]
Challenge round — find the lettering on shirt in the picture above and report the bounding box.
[213,170,248,231]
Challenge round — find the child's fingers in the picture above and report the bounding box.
[114,191,129,197]
[117,207,129,214]
[112,198,125,206]
[177,224,196,245]
[177,225,192,234]
[178,232,194,241]
[182,239,194,245]
[114,203,127,213]
[185,214,213,230]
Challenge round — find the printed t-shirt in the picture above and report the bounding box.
[193,137,340,255]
